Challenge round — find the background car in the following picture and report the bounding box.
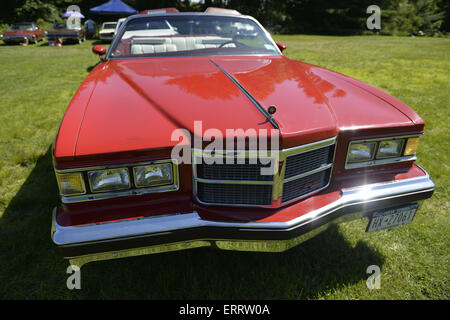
[99,21,117,41]
[46,22,86,44]
[1,22,46,44]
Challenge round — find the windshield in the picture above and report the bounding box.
[110,15,279,58]
[103,23,117,29]
[9,23,34,31]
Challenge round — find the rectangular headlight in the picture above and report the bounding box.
[133,163,173,188]
[347,142,377,163]
[376,139,404,159]
[404,137,420,156]
[56,172,86,196]
[88,168,130,193]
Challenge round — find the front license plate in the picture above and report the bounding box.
[366,203,419,233]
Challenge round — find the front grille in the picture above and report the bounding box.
[282,169,330,203]
[197,183,273,206]
[196,158,273,181]
[194,137,336,206]
[284,145,334,179]
[280,145,334,203]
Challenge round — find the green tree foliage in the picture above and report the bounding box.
[1,0,448,35]
[382,0,445,35]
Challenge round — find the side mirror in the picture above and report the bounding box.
[276,41,287,52]
[92,45,106,59]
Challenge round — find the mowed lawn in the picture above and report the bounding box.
[0,36,448,299]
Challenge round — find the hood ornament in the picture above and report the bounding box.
[259,105,278,126]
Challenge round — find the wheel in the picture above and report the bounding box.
[33,36,38,44]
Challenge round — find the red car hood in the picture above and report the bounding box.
[55,55,420,161]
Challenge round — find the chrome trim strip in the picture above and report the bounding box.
[345,155,417,170]
[195,177,273,185]
[283,163,332,183]
[209,59,280,129]
[52,168,434,246]
[282,136,337,157]
[68,209,371,267]
[61,184,180,204]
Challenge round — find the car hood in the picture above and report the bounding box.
[56,55,419,160]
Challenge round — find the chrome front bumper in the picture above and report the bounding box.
[52,168,434,267]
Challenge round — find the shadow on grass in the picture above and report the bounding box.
[87,61,102,72]
[0,147,385,299]
[0,146,62,299]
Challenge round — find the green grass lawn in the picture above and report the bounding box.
[0,36,448,299]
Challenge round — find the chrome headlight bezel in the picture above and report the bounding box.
[345,135,420,169]
[347,141,377,163]
[133,162,174,188]
[87,167,131,193]
[376,139,404,159]
[54,159,179,203]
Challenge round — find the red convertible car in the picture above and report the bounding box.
[52,8,435,267]
[1,22,46,44]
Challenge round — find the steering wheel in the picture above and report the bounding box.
[218,40,247,48]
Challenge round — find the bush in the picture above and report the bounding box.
[0,23,9,34]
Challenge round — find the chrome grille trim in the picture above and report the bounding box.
[284,145,333,179]
[283,163,332,183]
[282,169,331,203]
[193,136,337,207]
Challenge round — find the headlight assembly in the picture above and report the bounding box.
[376,139,404,159]
[347,142,377,163]
[346,135,420,169]
[404,137,420,156]
[133,163,173,188]
[56,172,86,196]
[88,168,130,193]
[54,160,179,202]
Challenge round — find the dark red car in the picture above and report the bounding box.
[1,22,46,44]
[51,9,435,268]
[46,22,86,44]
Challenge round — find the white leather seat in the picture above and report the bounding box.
[130,37,233,54]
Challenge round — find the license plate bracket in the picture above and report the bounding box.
[366,203,419,233]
